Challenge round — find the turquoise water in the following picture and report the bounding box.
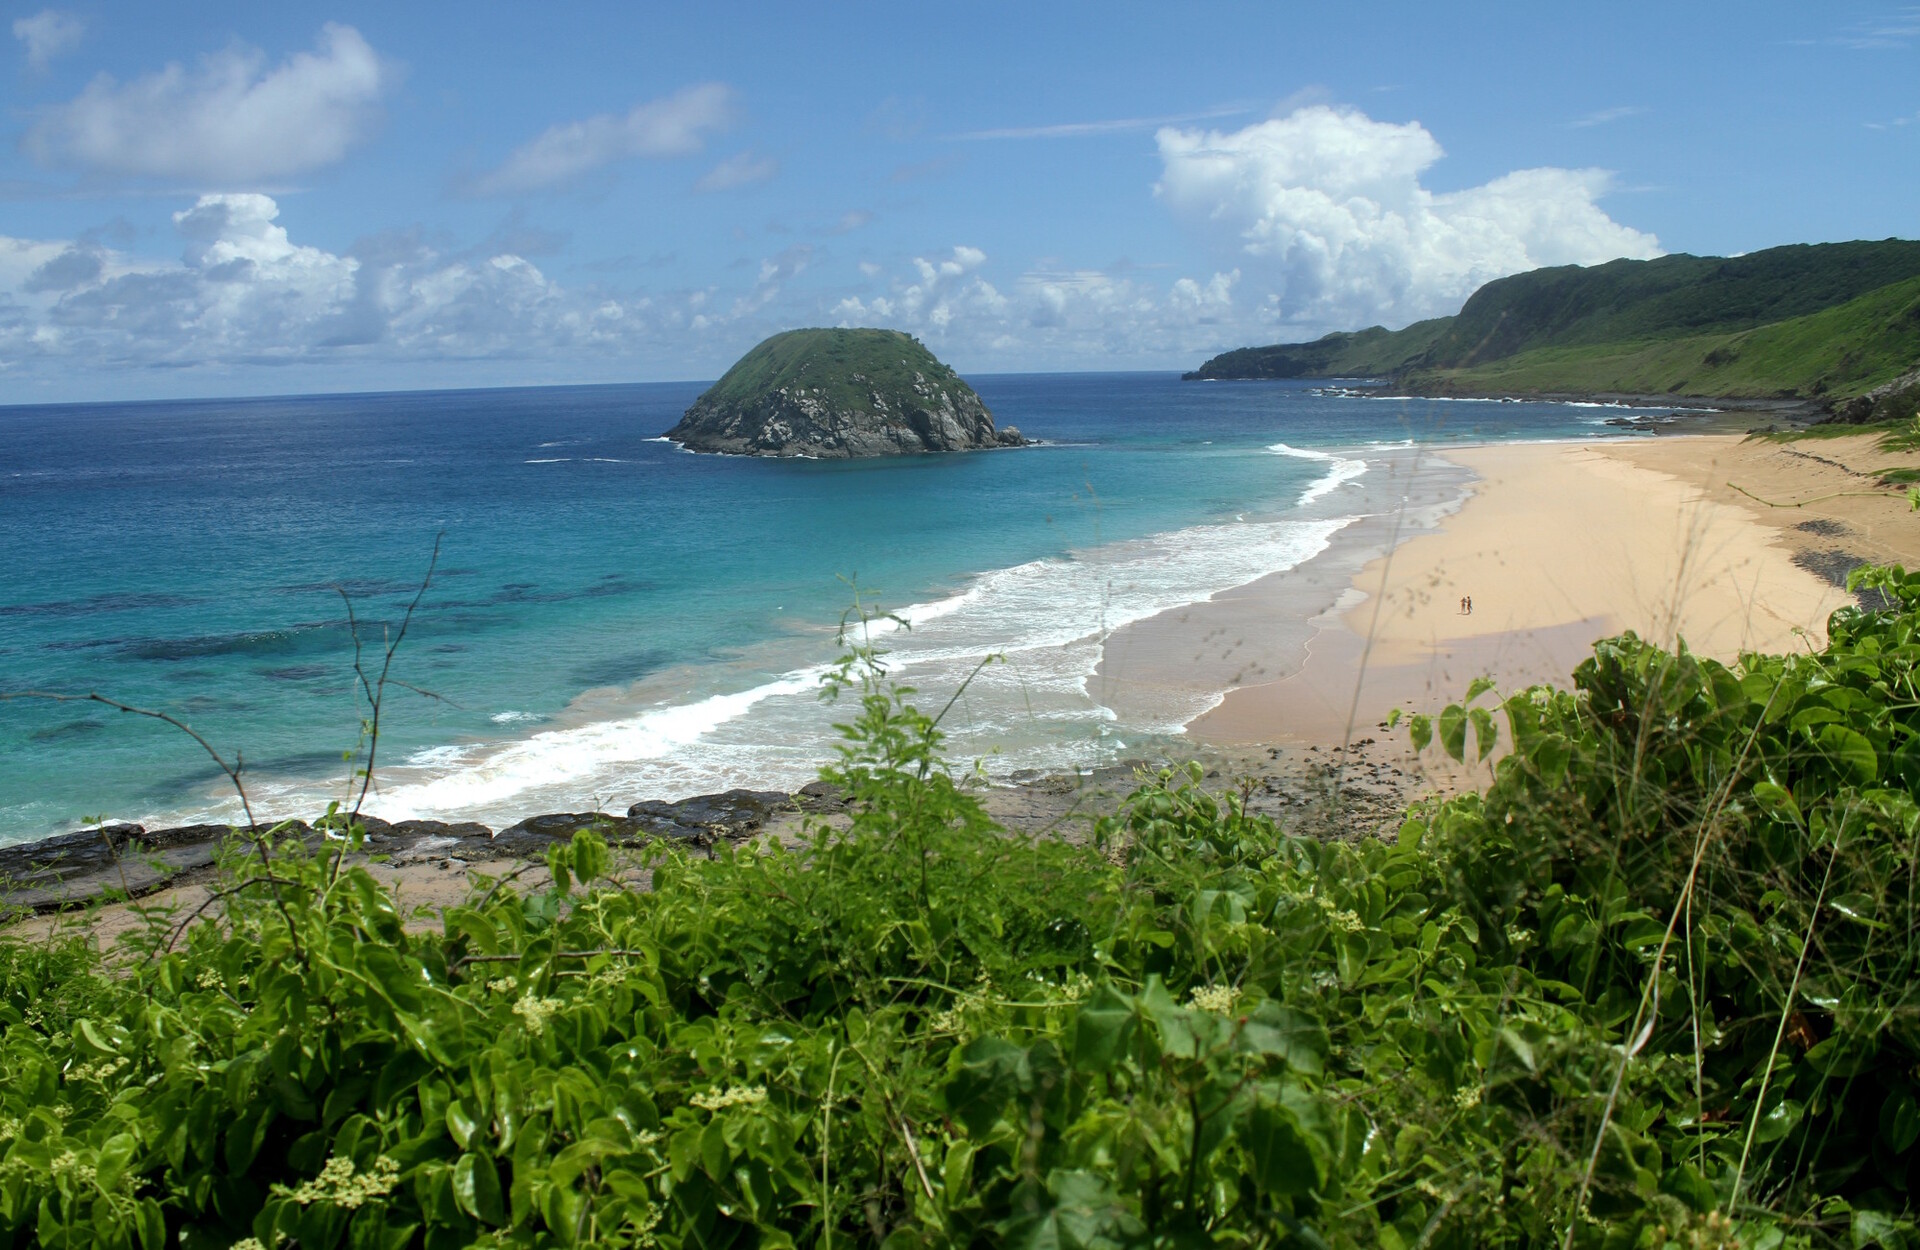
[0,374,1655,840]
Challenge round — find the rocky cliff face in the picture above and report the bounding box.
[1821,366,1920,425]
[665,328,1026,458]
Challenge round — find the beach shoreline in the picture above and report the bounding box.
[1162,429,1919,748]
[12,425,1915,930]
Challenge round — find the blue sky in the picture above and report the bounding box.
[2,1,1916,401]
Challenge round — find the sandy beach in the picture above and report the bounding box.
[1178,430,1920,747]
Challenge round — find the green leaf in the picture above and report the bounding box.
[1465,676,1496,703]
[1438,704,1467,762]
[453,1152,505,1226]
[943,1141,975,1200]
[446,1099,478,1150]
[1409,713,1432,754]
[1243,1101,1323,1197]
[1816,724,1879,784]
[1880,1090,1920,1154]
[1469,706,1497,761]
[1069,986,1134,1074]
[1853,1208,1912,1248]
[1236,1004,1328,1076]
[946,1039,1029,1137]
[1751,780,1800,822]
[1528,733,1572,782]
[570,828,609,883]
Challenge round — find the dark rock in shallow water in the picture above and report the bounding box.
[627,789,791,839]
[665,328,1027,458]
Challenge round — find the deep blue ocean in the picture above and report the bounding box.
[0,374,1654,842]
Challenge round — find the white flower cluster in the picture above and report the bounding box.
[1187,984,1243,1014]
[487,975,519,995]
[195,969,224,991]
[928,1008,966,1035]
[66,1057,130,1084]
[1505,925,1535,947]
[275,1155,400,1210]
[49,1151,97,1187]
[1453,1084,1482,1110]
[689,1086,767,1112]
[513,994,565,1032]
[1312,895,1366,932]
[229,1239,267,1250]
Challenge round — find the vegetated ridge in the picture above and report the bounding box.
[666,327,1025,457]
[1186,239,1920,406]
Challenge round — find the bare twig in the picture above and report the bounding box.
[341,533,444,822]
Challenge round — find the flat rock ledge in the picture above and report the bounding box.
[0,788,799,917]
[0,736,1422,918]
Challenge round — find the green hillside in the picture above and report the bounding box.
[1184,238,1920,400]
[1413,272,1920,399]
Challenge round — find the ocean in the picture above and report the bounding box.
[0,374,1665,843]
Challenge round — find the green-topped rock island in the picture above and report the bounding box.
[665,327,1026,457]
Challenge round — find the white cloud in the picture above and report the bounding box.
[1154,105,1661,332]
[831,245,1241,363]
[13,9,83,68]
[951,104,1251,141]
[471,83,734,195]
[0,194,837,380]
[23,24,386,182]
[1570,105,1649,128]
[694,150,779,193]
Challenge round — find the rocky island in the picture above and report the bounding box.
[665,327,1026,457]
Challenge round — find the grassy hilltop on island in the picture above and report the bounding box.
[666,328,1024,457]
[1187,239,1920,407]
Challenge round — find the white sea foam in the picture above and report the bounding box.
[370,666,832,814]
[524,458,569,464]
[490,711,542,725]
[357,507,1357,823]
[1266,443,1369,506]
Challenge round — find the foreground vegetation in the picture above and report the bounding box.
[1185,239,1920,402]
[3,567,1919,1248]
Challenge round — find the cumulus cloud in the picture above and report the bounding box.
[828,245,1245,364]
[1154,105,1661,331]
[13,9,83,68]
[694,150,779,193]
[22,24,386,182]
[0,193,833,379]
[471,83,734,195]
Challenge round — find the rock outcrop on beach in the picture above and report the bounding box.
[1818,365,1920,425]
[665,327,1025,458]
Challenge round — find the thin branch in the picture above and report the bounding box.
[1725,481,1906,510]
[0,690,306,960]
[348,534,444,820]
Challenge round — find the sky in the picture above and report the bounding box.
[1,1,1916,402]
